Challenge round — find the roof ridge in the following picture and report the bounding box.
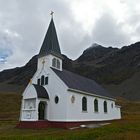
[62,68,97,83]
[51,68,114,99]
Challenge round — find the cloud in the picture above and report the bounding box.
[0,29,17,63]
[0,0,75,70]
[0,0,91,71]
[91,13,131,47]
[0,0,140,71]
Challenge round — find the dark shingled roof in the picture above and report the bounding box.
[33,84,49,99]
[52,68,114,99]
[38,18,63,59]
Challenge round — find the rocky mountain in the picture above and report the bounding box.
[0,42,140,100]
[73,42,140,84]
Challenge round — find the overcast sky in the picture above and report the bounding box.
[0,0,140,71]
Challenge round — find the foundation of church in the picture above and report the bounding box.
[16,120,116,129]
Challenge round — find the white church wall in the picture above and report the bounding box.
[66,91,121,121]
[24,98,36,109]
[46,68,68,121]
[28,63,68,121]
[23,85,37,99]
[31,56,50,85]
[37,56,47,70]
[33,55,62,86]
[37,55,62,71]
[114,105,121,119]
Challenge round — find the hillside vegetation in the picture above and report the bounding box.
[0,93,140,140]
[0,42,140,100]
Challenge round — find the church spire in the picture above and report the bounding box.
[38,16,62,59]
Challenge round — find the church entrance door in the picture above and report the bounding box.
[38,102,46,120]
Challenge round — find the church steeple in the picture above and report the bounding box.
[37,15,63,71]
[38,18,62,59]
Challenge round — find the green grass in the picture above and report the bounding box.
[0,93,140,140]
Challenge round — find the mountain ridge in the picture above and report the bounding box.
[0,42,140,100]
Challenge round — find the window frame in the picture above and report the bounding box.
[37,78,41,85]
[41,75,45,86]
[111,103,113,108]
[45,77,48,85]
[82,97,87,112]
[104,101,108,113]
[94,99,98,112]
[52,58,57,67]
[55,96,59,104]
[56,59,60,69]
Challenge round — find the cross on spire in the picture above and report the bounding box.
[50,11,54,18]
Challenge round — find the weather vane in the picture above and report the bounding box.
[50,11,54,18]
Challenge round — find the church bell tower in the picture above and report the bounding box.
[37,14,63,71]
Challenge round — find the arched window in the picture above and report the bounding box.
[57,59,60,69]
[104,101,107,113]
[82,97,87,111]
[52,58,57,67]
[94,99,98,112]
[41,75,45,86]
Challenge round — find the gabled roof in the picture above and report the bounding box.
[52,68,114,99]
[33,84,49,99]
[38,18,62,59]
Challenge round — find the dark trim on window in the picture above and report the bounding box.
[45,77,48,85]
[52,58,60,69]
[55,96,59,104]
[94,99,98,112]
[37,79,40,85]
[57,59,60,69]
[41,75,45,86]
[82,97,87,112]
[52,58,57,67]
[104,101,107,113]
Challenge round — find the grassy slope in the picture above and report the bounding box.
[104,71,140,101]
[0,93,140,140]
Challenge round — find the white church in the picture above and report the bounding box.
[17,17,121,129]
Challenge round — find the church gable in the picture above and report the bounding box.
[23,84,49,99]
[23,84,37,99]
